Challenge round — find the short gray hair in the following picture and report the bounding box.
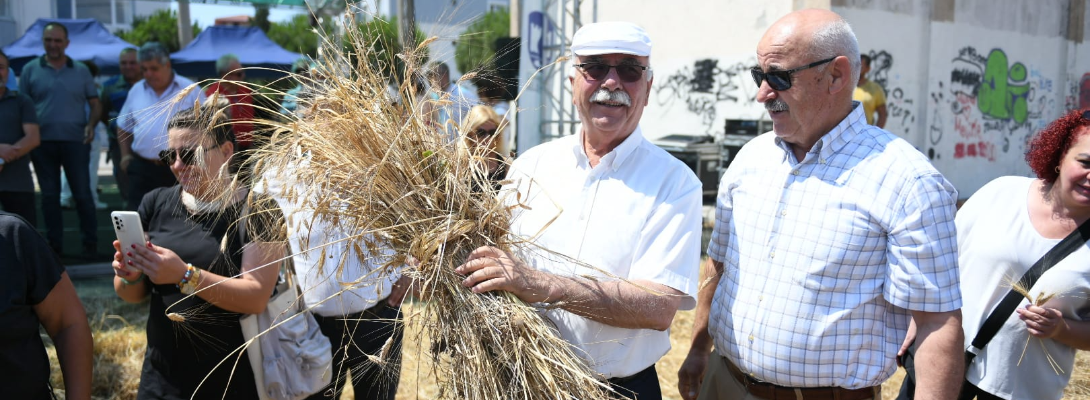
[216,53,240,76]
[137,42,170,66]
[808,19,860,89]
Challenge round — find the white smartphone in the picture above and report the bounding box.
[111,211,145,273]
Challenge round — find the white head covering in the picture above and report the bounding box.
[570,21,652,57]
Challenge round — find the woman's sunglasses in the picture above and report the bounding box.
[159,144,219,166]
[471,128,498,138]
[750,57,836,91]
[574,63,650,83]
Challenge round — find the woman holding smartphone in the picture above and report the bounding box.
[111,102,283,400]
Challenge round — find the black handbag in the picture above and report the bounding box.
[897,218,1090,400]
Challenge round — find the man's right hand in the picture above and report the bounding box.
[0,144,17,162]
[678,349,709,400]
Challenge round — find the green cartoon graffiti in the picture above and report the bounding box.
[977,49,1029,123]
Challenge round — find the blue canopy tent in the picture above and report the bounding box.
[170,25,301,80]
[2,18,135,76]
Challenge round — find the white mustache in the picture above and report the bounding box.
[765,99,789,112]
[591,88,631,106]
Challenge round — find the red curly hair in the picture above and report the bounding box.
[1025,109,1090,184]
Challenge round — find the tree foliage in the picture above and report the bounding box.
[349,16,428,83]
[454,9,509,76]
[266,14,328,58]
[252,4,272,32]
[115,9,201,53]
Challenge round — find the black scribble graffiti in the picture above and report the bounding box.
[868,50,893,89]
[928,82,945,148]
[866,49,916,137]
[655,58,754,132]
[957,46,988,65]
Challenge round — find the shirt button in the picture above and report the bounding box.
[792,170,799,176]
[759,295,764,301]
[820,158,826,164]
[748,334,755,342]
[780,210,787,216]
[769,251,775,259]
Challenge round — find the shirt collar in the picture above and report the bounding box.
[773,101,866,162]
[38,55,75,69]
[141,71,185,94]
[572,126,644,172]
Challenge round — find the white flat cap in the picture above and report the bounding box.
[570,21,652,57]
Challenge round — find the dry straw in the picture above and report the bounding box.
[232,12,614,400]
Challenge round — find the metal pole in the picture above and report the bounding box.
[177,0,194,48]
[398,0,416,49]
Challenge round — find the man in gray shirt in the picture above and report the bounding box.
[0,49,41,225]
[19,22,102,255]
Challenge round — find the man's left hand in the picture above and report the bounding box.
[455,246,558,304]
[83,125,95,144]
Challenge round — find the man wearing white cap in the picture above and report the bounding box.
[455,21,702,399]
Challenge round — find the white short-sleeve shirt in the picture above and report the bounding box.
[959,176,1090,400]
[504,127,703,378]
[255,154,400,317]
[118,73,206,159]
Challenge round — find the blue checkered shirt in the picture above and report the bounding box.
[706,104,961,389]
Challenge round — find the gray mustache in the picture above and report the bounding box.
[765,99,789,112]
[591,88,631,106]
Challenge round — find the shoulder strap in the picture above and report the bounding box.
[969,218,1090,353]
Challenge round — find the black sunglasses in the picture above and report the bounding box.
[471,128,498,138]
[574,63,650,83]
[159,144,219,166]
[750,57,837,91]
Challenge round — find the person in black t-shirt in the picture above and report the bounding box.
[0,212,92,399]
[110,104,284,400]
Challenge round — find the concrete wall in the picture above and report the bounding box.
[545,0,1084,198]
[835,0,1075,196]
[592,0,794,137]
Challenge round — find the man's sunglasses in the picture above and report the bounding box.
[159,144,219,166]
[574,63,650,83]
[750,57,837,91]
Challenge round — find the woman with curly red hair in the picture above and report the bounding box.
[934,109,1090,400]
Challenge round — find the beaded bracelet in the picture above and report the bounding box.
[178,264,201,295]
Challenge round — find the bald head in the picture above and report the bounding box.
[754,9,861,158]
[761,9,860,90]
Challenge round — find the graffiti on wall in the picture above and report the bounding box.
[929,46,1053,162]
[864,50,916,137]
[1065,73,1090,111]
[654,58,755,132]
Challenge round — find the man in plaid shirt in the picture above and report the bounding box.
[678,9,964,400]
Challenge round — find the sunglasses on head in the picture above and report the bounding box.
[574,63,650,83]
[159,144,219,166]
[750,56,837,91]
